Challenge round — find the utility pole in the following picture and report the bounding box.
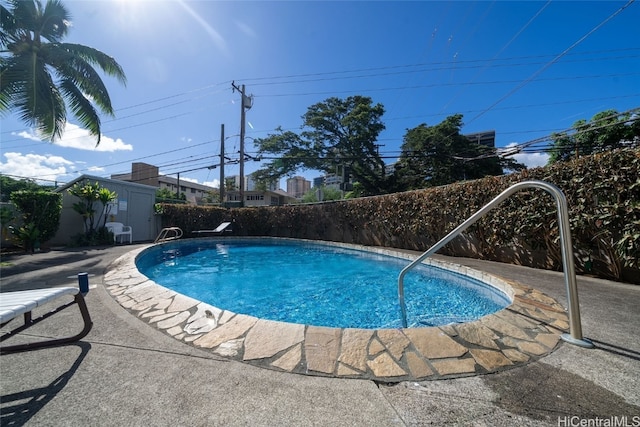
[231,81,252,207]
[219,124,225,206]
[176,172,180,200]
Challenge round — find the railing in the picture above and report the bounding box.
[154,227,183,243]
[397,180,593,348]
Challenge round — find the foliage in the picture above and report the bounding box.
[68,181,117,239]
[10,222,40,253]
[0,0,126,143]
[68,225,112,247]
[224,178,237,191]
[97,187,117,227]
[200,190,220,204]
[1,205,17,243]
[0,175,51,202]
[301,186,342,203]
[548,109,640,164]
[159,148,640,284]
[393,115,525,190]
[155,188,186,204]
[0,206,15,228]
[9,190,61,251]
[253,96,389,195]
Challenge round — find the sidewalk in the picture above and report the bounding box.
[1,245,638,426]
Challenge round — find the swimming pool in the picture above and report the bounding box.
[136,238,511,329]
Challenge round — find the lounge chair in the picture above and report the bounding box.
[105,222,133,244]
[192,221,233,235]
[0,287,93,354]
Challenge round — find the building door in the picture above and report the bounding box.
[128,191,154,242]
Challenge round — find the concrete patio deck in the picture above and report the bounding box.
[1,244,638,426]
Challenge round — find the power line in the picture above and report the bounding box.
[467,0,637,125]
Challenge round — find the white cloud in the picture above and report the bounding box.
[13,123,133,152]
[0,152,74,184]
[503,143,549,169]
[87,165,106,173]
[179,176,199,184]
[159,172,219,189]
[203,179,220,189]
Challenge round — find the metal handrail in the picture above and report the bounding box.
[154,227,183,243]
[397,180,593,348]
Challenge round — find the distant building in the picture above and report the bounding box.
[286,176,311,198]
[224,189,297,207]
[227,173,278,192]
[111,162,217,204]
[465,130,495,148]
[222,173,293,206]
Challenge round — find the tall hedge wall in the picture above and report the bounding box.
[160,148,640,283]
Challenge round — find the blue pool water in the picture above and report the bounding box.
[136,239,510,329]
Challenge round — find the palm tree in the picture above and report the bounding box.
[0,0,126,144]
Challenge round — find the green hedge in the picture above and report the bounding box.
[160,148,640,283]
[9,190,62,252]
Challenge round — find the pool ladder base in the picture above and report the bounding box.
[561,334,594,349]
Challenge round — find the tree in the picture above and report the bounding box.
[0,174,50,201]
[68,181,116,238]
[548,109,640,164]
[9,190,61,252]
[156,187,186,204]
[0,0,126,143]
[224,177,237,192]
[200,190,220,204]
[253,96,389,196]
[301,186,342,203]
[393,115,523,190]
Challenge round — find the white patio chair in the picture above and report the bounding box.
[105,222,133,244]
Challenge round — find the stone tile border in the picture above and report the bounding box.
[104,238,569,382]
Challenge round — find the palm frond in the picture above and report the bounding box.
[59,43,127,85]
[59,78,101,144]
[43,43,115,115]
[39,0,70,42]
[1,4,16,50]
[9,0,39,35]
[13,52,66,141]
[2,0,125,145]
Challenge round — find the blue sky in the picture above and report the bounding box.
[1,0,639,189]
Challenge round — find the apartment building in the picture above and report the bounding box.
[111,162,217,204]
[286,176,311,198]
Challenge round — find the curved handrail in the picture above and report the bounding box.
[397,180,593,348]
[154,227,183,243]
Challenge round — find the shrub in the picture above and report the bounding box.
[9,190,62,252]
[158,148,640,283]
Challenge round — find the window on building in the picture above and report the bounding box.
[190,188,196,193]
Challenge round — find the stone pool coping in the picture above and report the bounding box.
[104,238,570,382]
